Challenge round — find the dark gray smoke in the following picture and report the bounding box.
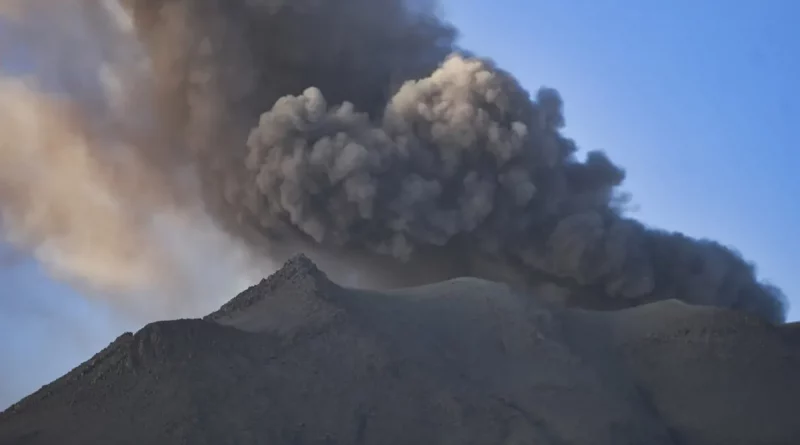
[118,0,786,322]
[1,0,787,322]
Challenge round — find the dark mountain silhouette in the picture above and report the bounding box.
[1,255,798,445]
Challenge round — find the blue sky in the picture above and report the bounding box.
[1,0,798,408]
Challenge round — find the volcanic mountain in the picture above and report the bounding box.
[1,255,798,445]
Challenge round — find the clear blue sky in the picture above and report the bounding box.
[1,0,798,408]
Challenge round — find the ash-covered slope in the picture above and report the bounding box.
[1,256,798,445]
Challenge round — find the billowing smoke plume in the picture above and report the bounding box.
[0,0,788,322]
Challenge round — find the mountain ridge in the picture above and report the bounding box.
[1,255,798,445]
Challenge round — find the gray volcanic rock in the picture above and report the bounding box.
[1,255,798,445]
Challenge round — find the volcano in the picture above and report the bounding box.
[1,255,798,445]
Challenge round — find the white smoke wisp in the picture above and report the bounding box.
[0,0,274,319]
[0,78,169,292]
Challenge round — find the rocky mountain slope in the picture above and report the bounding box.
[1,255,798,445]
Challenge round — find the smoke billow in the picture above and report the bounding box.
[0,0,788,322]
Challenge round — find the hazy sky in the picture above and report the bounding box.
[1,0,798,408]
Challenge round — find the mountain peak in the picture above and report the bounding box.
[205,254,343,335]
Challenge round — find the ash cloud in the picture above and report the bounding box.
[0,0,788,322]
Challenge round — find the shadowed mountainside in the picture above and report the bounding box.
[1,255,798,445]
